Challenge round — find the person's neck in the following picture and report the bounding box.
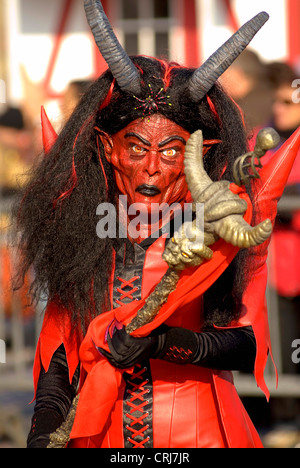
[118,197,185,244]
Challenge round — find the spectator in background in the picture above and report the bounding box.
[261,62,300,375]
[266,62,300,139]
[61,80,92,122]
[221,49,274,131]
[0,104,35,319]
[0,105,33,196]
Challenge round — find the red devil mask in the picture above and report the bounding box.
[100,114,191,210]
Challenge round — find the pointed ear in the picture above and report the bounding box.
[96,128,113,162]
[41,106,58,154]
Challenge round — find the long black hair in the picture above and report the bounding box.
[13,57,251,332]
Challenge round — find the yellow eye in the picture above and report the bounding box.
[130,144,146,155]
[163,149,177,157]
[132,144,144,153]
[181,251,190,258]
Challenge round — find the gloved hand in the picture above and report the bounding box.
[97,325,199,369]
[97,325,256,372]
[97,326,165,369]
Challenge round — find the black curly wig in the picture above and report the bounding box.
[13,57,252,332]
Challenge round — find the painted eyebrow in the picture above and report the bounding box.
[158,136,187,147]
[125,132,151,147]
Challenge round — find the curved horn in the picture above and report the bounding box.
[84,0,141,95]
[189,11,269,102]
[214,215,272,248]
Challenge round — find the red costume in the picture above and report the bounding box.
[17,1,300,449]
[32,126,300,448]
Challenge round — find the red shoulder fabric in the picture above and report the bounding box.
[32,302,82,398]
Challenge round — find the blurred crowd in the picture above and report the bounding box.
[1,51,300,447]
[0,78,92,320]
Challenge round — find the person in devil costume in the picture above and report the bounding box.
[15,1,300,449]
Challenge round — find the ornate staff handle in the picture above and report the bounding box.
[233,127,280,186]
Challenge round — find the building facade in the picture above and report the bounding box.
[2,0,299,106]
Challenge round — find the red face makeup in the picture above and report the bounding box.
[101,114,191,209]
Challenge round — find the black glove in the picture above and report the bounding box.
[155,327,200,364]
[98,325,256,373]
[27,345,79,448]
[97,327,166,369]
[156,326,257,372]
[27,410,64,448]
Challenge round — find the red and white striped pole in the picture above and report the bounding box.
[183,0,201,67]
[43,0,74,99]
[287,0,300,68]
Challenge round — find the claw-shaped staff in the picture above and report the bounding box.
[184,130,274,248]
[125,130,277,334]
[233,127,280,186]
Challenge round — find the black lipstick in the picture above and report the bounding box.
[135,184,161,197]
